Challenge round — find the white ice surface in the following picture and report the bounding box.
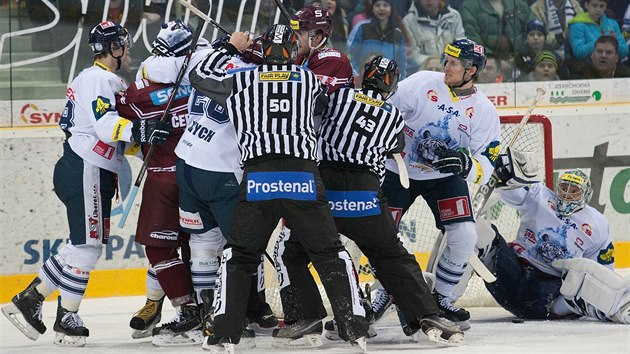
[1,296,629,353]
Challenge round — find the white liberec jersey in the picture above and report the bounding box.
[384,70,501,184]
[174,57,255,175]
[136,46,214,85]
[59,64,134,173]
[500,183,614,277]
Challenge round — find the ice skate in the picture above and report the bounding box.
[434,293,471,330]
[351,336,368,353]
[53,304,89,347]
[272,318,323,348]
[247,302,278,330]
[152,303,203,346]
[324,319,376,341]
[199,289,214,335]
[408,314,464,346]
[1,277,47,341]
[371,288,395,323]
[129,296,164,339]
[202,327,256,353]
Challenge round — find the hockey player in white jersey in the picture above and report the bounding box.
[1,21,169,347]
[474,165,629,323]
[381,38,501,330]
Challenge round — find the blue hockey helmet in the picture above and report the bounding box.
[152,19,193,57]
[556,169,593,216]
[89,21,131,56]
[442,39,487,79]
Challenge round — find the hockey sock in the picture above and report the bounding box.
[189,230,223,301]
[59,266,89,312]
[147,246,193,307]
[37,254,65,297]
[146,267,166,301]
[435,222,477,298]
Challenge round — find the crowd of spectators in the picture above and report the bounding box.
[236,0,630,82]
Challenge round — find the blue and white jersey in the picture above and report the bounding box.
[499,183,614,277]
[384,70,501,184]
[174,57,255,177]
[59,63,134,173]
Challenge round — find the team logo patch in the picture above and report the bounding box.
[437,196,471,221]
[326,190,381,218]
[581,223,592,236]
[482,141,501,164]
[179,209,204,230]
[523,229,536,243]
[426,89,438,102]
[246,172,316,201]
[92,96,112,120]
[598,243,615,265]
[473,44,485,55]
[92,140,115,159]
[259,71,301,81]
[466,107,474,119]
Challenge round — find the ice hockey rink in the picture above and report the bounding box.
[1,295,628,354]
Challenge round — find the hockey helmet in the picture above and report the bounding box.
[261,24,298,65]
[362,56,400,98]
[242,36,264,65]
[441,39,487,79]
[555,169,593,216]
[89,21,131,56]
[291,5,333,38]
[152,19,193,57]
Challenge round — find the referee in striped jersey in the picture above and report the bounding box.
[189,25,369,349]
[280,56,465,346]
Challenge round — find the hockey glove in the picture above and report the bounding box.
[131,119,170,145]
[495,148,540,189]
[433,147,472,177]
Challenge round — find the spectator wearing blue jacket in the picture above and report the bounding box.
[347,0,409,78]
[568,0,628,61]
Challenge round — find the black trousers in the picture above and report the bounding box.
[278,163,439,326]
[213,157,368,341]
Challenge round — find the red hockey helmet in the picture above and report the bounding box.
[290,5,333,38]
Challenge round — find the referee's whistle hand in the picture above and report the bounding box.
[229,32,253,52]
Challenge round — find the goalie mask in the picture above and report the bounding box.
[152,19,193,57]
[362,56,400,98]
[556,169,593,216]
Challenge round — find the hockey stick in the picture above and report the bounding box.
[393,153,409,189]
[272,0,293,24]
[178,0,231,36]
[118,1,209,228]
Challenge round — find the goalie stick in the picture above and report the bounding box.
[118,0,210,228]
[427,88,546,283]
[393,153,410,189]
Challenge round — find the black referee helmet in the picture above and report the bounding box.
[362,56,400,98]
[261,24,298,65]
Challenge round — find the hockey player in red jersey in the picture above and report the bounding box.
[115,20,201,346]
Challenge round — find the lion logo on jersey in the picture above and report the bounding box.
[410,117,455,170]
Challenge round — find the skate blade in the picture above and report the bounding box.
[54,332,87,347]
[1,303,41,341]
[351,336,368,353]
[201,343,236,354]
[152,330,204,346]
[272,334,323,349]
[324,329,341,341]
[421,328,465,347]
[455,320,471,331]
[131,328,153,339]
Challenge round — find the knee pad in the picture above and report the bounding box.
[553,258,630,323]
[189,228,225,258]
[443,221,478,264]
[59,243,102,271]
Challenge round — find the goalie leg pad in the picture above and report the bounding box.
[553,258,630,323]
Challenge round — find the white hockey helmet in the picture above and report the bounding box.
[556,169,593,216]
[152,19,193,57]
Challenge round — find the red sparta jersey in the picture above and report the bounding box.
[297,47,353,94]
[116,79,190,183]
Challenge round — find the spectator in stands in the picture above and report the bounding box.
[624,5,630,47]
[568,0,628,61]
[403,0,465,75]
[347,0,409,78]
[314,0,351,52]
[522,50,562,80]
[420,55,443,71]
[570,35,630,78]
[516,20,556,76]
[477,54,504,83]
[460,0,535,60]
[530,0,583,55]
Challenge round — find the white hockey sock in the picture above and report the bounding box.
[189,230,224,301]
[58,266,89,312]
[146,267,165,301]
[435,222,477,298]
[37,254,65,297]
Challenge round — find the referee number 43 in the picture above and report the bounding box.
[355,116,376,133]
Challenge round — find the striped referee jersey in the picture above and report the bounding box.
[190,47,324,165]
[319,88,404,181]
